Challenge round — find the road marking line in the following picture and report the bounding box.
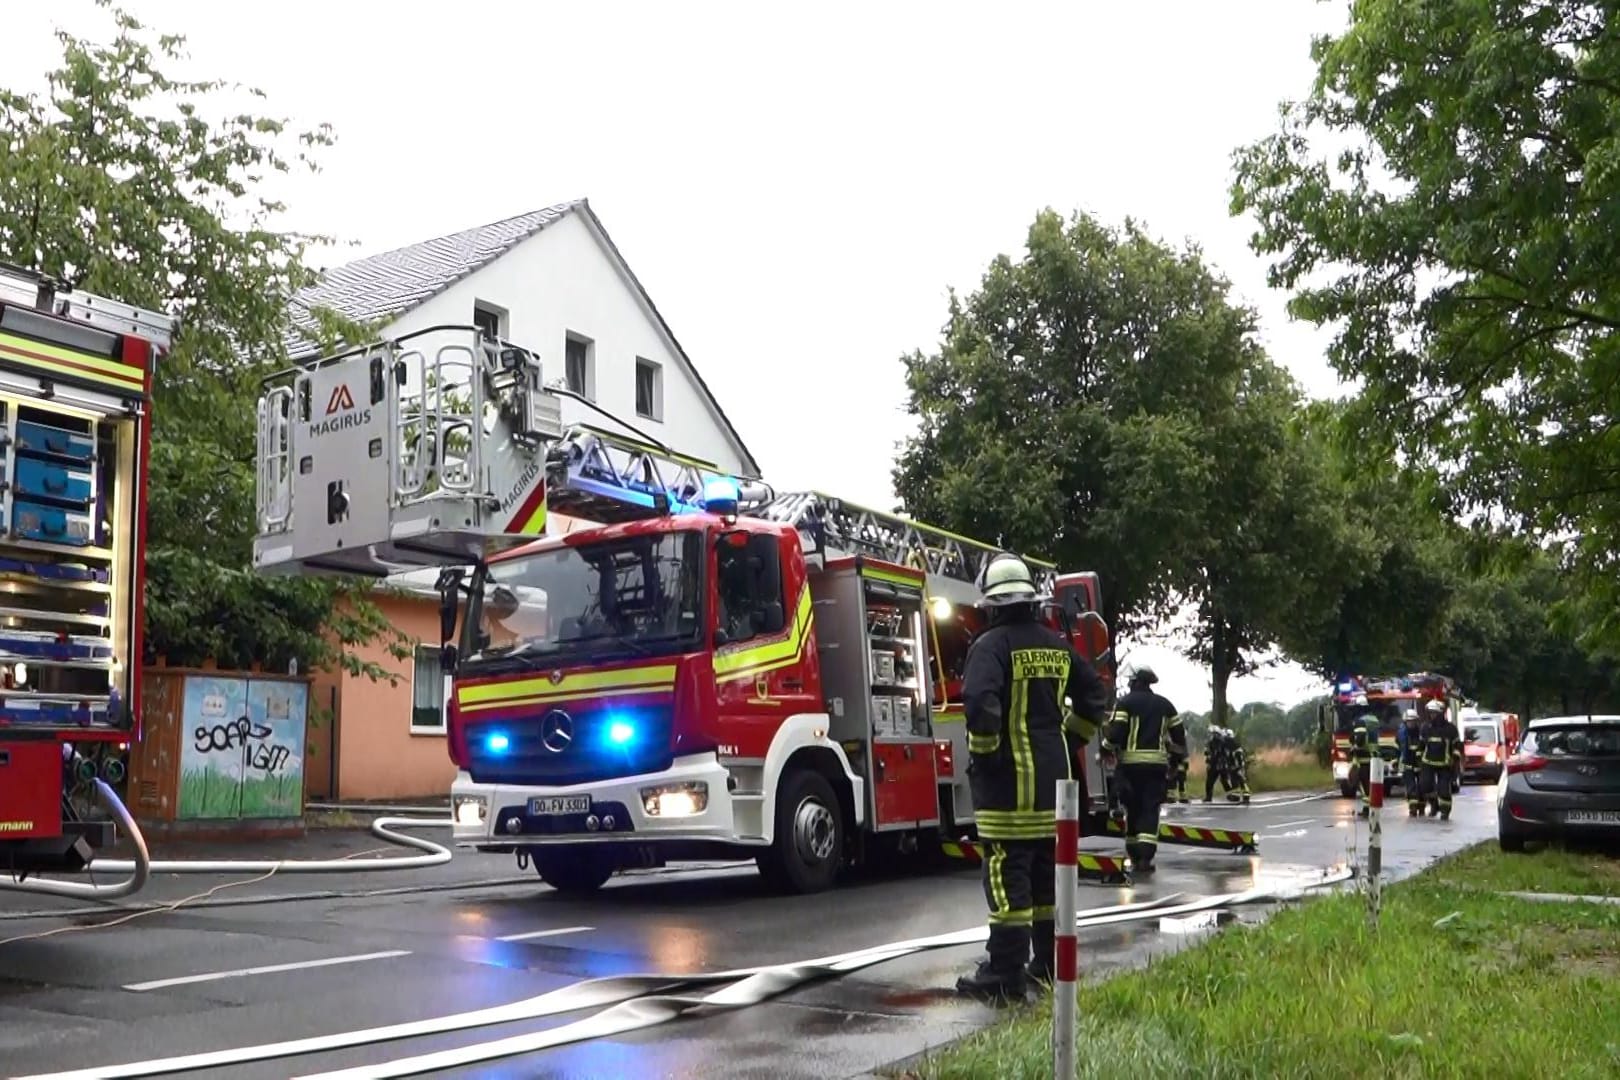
[1271,819,1316,829]
[495,926,593,943]
[123,950,412,992]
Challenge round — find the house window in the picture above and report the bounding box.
[564,334,594,399]
[410,645,447,733]
[472,301,507,340]
[635,358,663,420]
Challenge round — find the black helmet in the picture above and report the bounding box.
[1128,665,1158,686]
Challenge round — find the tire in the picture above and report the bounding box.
[1339,780,1357,798]
[757,768,844,894]
[1498,832,1527,853]
[533,848,616,895]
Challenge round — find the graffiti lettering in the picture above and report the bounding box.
[192,717,294,774]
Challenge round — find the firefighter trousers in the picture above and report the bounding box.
[1117,763,1166,870]
[1421,765,1453,815]
[1204,765,1229,802]
[981,838,1054,974]
[1354,758,1373,807]
[1403,766,1421,812]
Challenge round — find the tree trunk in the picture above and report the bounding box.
[1211,618,1233,730]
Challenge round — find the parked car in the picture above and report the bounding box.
[1497,715,1620,852]
[1462,716,1507,783]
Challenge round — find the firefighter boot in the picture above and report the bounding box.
[957,926,1030,1003]
[1026,920,1056,986]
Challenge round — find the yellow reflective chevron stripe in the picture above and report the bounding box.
[713,585,813,684]
[968,732,1000,754]
[457,663,676,712]
[0,331,146,394]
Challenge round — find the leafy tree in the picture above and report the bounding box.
[894,209,1259,639]
[1230,0,1620,649]
[0,2,403,675]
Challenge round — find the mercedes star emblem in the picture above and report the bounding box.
[549,669,564,685]
[540,710,574,754]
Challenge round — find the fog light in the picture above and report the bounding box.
[1332,761,1351,781]
[1485,749,1498,764]
[454,796,487,827]
[640,782,709,817]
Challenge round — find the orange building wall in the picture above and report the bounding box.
[333,592,457,801]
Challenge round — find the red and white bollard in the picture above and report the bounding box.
[1368,756,1384,923]
[1053,779,1080,1077]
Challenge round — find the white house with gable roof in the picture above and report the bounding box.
[290,199,758,802]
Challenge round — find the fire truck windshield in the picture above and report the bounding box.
[461,530,704,670]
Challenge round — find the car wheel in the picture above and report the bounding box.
[758,768,844,894]
[533,848,616,895]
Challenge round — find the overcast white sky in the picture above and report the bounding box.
[14,0,1355,712]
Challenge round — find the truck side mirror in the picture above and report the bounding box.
[1317,703,1329,734]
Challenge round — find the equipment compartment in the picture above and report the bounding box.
[13,457,93,506]
[11,498,93,546]
[15,418,95,464]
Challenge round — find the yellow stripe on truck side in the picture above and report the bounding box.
[457,663,677,713]
[713,585,813,684]
[0,331,145,393]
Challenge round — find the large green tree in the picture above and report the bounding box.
[1231,0,1620,649]
[0,2,400,675]
[893,209,1344,712]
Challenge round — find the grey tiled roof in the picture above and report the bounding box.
[278,198,761,476]
[281,200,582,358]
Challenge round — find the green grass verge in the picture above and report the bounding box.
[1186,750,1331,795]
[904,843,1620,1079]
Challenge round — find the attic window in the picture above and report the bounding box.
[472,301,507,340]
[635,358,663,421]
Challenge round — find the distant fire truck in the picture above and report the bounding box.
[0,262,171,884]
[254,326,1115,894]
[1321,672,1464,797]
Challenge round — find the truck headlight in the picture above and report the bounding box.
[1332,761,1351,781]
[640,782,708,817]
[454,795,488,826]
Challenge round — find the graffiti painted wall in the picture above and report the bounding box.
[177,675,308,820]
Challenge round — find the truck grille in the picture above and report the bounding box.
[465,704,675,786]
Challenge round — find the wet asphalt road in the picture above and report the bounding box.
[0,787,1497,1079]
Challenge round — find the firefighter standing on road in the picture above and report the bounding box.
[1101,666,1186,875]
[1419,698,1461,819]
[1399,707,1423,816]
[1222,728,1252,804]
[1203,727,1230,803]
[1350,694,1379,818]
[1164,742,1190,805]
[957,553,1110,1001]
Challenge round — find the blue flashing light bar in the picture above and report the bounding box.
[607,720,636,746]
[701,476,741,516]
[485,731,511,755]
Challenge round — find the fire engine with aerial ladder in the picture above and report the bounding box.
[251,323,1257,894]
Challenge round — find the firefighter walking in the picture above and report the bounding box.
[1101,666,1186,875]
[1398,707,1422,815]
[956,554,1109,1001]
[1350,694,1379,818]
[1419,698,1461,819]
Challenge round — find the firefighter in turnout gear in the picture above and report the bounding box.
[1419,698,1460,819]
[1399,708,1423,815]
[957,553,1110,1001]
[1163,743,1190,805]
[1221,728,1252,804]
[1349,694,1379,818]
[1203,727,1230,802]
[1101,666,1186,875]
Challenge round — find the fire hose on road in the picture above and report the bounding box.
[0,779,453,902]
[17,866,1354,1080]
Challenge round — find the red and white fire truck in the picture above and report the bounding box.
[1321,672,1465,797]
[254,326,1115,894]
[0,262,171,883]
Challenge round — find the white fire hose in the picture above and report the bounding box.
[0,780,452,902]
[19,866,1353,1080]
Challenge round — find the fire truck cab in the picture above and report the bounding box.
[254,326,1114,894]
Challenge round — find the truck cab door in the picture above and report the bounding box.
[711,530,819,758]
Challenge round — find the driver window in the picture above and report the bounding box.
[716,535,786,645]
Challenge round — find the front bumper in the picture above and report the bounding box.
[449,752,742,847]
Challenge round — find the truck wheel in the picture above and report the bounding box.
[533,849,615,895]
[1339,781,1356,798]
[758,769,843,894]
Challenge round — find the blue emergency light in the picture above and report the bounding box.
[485,731,511,754]
[608,720,636,746]
[702,477,741,516]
